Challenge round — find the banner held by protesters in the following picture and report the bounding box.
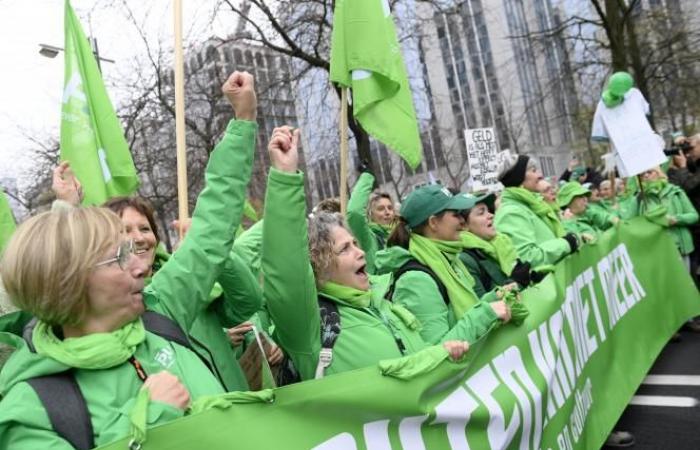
[60,0,138,206]
[99,218,700,450]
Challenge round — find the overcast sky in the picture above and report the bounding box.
[0,0,233,185]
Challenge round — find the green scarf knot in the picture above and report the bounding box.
[408,234,479,319]
[33,318,146,369]
[460,232,518,275]
[502,187,565,238]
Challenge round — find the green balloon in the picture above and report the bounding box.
[607,72,634,96]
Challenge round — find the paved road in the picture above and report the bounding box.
[603,329,700,449]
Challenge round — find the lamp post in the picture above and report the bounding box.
[38,37,115,72]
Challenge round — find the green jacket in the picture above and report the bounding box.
[561,206,615,238]
[374,246,499,345]
[458,249,510,298]
[0,119,257,449]
[494,191,571,267]
[151,246,262,392]
[628,183,698,255]
[262,169,499,380]
[346,172,380,274]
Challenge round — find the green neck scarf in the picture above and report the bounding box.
[503,187,566,238]
[320,281,372,308]
[32,319,146,369]
[408,234,478,319]
[460,231,518,275]
[369,222,393,237]
[642,179,668,196]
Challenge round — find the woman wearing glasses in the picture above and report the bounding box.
[0,72,257,449]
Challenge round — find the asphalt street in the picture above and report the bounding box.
[603,328,700,450]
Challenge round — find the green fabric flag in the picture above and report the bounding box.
[99,218,700,450]
[0,187,16,252]
[60,0,138,205]
[329,0,423,169]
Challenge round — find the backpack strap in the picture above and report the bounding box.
[26,372,94,450]
[141,310,192,349]
[385,259,449,305]
[314,296,341,379]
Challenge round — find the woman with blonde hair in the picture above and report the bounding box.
[0,71,258,449]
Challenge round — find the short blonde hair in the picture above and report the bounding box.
[1,207,123,326]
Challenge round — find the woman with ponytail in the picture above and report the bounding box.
[374,185,512,346]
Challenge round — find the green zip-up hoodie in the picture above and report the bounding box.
[374,246,499,345]
[262,168,501,380]
[0,119,257,449]
[494,189,572,267]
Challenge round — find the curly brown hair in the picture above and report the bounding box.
[307,212,347,286]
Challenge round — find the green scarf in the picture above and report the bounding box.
[502,187,565,238]
[460,232,518,276]
[369,222,393,235]
[320,281,372,308]
[408,234,479,320]
[32,319,146,369]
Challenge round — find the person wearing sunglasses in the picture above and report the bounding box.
[0,71,258,449]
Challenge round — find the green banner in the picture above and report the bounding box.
[61,0,138,205]
[101,219,699,450]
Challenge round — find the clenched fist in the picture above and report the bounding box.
[222,71,257,121]
[268,126,300,173]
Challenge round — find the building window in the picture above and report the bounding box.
[539,155,556,178]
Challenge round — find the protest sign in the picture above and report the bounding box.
[465,128,500,191]
[100,218,700,450]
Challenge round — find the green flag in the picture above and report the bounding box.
[60,0,138,205]
[0,187,16,252]
[329,0,423,169]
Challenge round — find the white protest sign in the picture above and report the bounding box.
[594,88,666,177]
[464,127,500,190]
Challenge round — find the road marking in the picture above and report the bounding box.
[643,375,700,386]
[630,395,699,407]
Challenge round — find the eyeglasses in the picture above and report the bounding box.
[95,240,135,270]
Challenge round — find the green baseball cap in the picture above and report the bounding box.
[400,184,471,228]
[459,192,496,214]
[557,181,590,208]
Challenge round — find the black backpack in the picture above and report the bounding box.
[21,311,209,450]
[385,259,449,305]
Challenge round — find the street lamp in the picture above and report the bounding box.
[38,38,115,72]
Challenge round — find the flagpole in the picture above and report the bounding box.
[339,87,349,215]
[173,0,188,238]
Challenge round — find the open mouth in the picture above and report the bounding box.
[355,264,367,277]
[135,248,150,256]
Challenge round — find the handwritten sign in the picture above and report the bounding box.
[464,127,500,190]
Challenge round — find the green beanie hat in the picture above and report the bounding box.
[602,72,634,108]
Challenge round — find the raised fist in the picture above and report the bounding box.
[222,71,257,121]
[143,371,191,410]
[52,161,83,206]
[268,126,300,173]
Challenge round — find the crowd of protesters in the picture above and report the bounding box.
[0,71,697,449]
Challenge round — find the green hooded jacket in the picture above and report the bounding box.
[494,189,572,267]
[262,169,500,380]
[374,246,499,345]
[627,182,698,255]
[0,119,257,449]
[458,250,510,298]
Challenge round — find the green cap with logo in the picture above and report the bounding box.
[459,192,497,214]
[557,181,591,208]
[400,184,471,228]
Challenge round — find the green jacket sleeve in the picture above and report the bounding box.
[587,207,614,230]
[148,119,256,332]
[210,252,263,327]
[496,208,571,267]
[346,172,378,274]
[671,190,699,226]
[262,168,320,380]
[393,271,498,345]
[231,220,264,279]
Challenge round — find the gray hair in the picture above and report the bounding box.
[308,212,348,286]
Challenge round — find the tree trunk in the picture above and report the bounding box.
[604,0,628,71]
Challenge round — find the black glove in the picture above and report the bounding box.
[529,269,548,284]
[509,259,532,287]
[357,158,372,176]
[563,232,579,253]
